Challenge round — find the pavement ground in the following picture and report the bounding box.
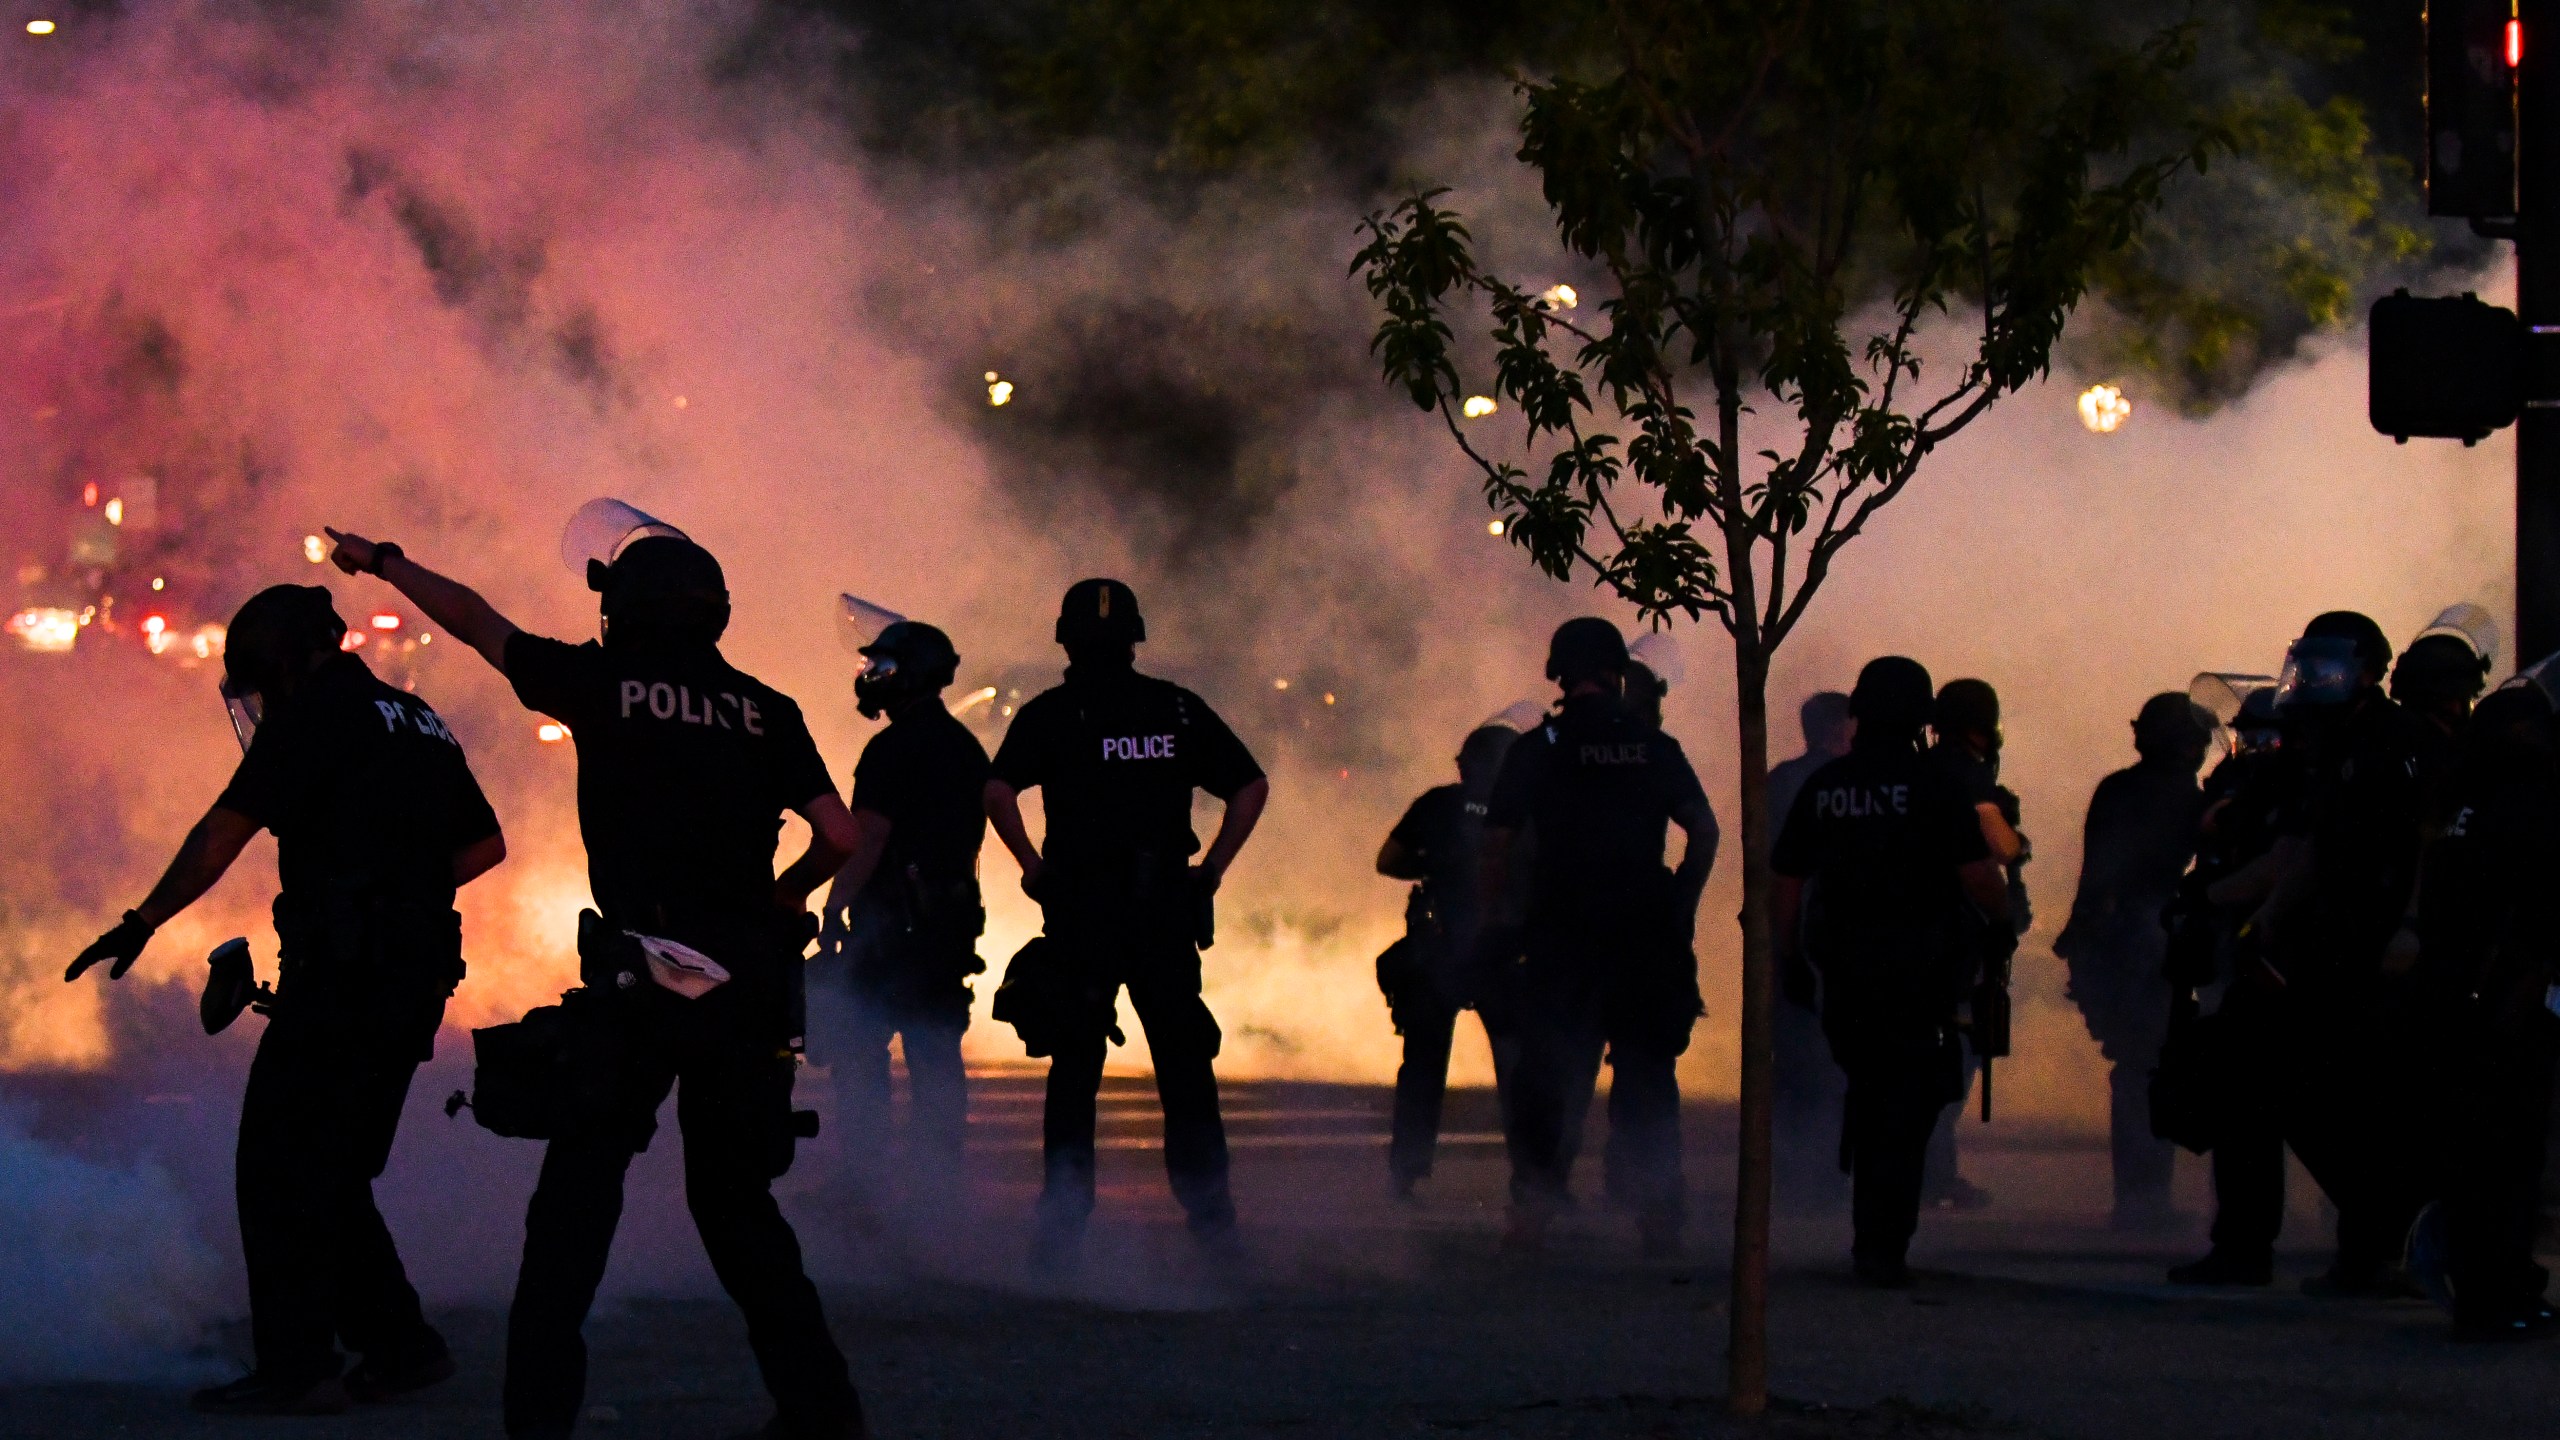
[4,1065,2554,1440]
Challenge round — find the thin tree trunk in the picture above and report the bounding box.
[1725,642,1775,1417]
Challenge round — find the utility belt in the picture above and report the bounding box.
[1523,866,1684,959]
[892,869,986,945]
[445,913,819,1174]
[1042,848,1214,949]
[269,883,464,1058]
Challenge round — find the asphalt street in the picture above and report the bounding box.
[4,1067,2551,1439]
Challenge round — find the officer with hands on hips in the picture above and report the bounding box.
[325,507,866,1440]
[67,583,506,1415]
[985,578,1270,1271]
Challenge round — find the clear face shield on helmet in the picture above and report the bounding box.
[2188,671,2277,756]
[560,498,691,588]
[835,593,905,657]
[2413,602,2501,674]
[218,676,265,754]
[2274,636,2366,712]
[1626,631,1685,694]
[837,594,909,717]
[2504,648,2560,711]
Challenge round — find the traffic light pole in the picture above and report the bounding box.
[2520,0,2560,660]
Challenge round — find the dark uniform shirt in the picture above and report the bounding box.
[1772,741,1989,1018]
[847,701,992,927]
[217,652,500,907]
[990,664,1263,896]
[2287,692,2432,992]
[2056,762,2204,963]
[2416,738,2560,1019]
[1385,782,1496,954]
[2054,760,2203,1041]
[1484,693,1713,940]
[503,632,835,969]
[1932,738,2029,932]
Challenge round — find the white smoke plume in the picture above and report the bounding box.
[0,0,2513,1373]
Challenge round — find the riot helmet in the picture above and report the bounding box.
[2233,686,2284,752]
[2499,647,2560,712]
[2132,691,2213,767]
[2391,635,2493,709]
[1457,723,1519,791]
[561,499,727,649]
[1933,678,2001,752]
[2274,636,2366,712]
[2457,683,2557,785]
[836,593,906,654]
[220,584,349,751]
[1624,631,1681,728]
[1056,578,1145,649]
[2391,602,2497,712]
[1849,656,1934,744]
[2277,610,2391,712]
[855,620,961,719]
[1800,690,1855,754]
[1545,617,1629,688]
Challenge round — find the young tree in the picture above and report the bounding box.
[1354,0,2214,1414]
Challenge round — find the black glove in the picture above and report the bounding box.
[67,911,156,982]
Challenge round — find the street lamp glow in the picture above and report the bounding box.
[2077,383,2132,434]
[1461,395,1498,419]
[26,20,56,36]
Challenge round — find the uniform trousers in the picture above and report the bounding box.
[1773,993,1848,1211]
[503,988,856,1438]
[236,1003,444,1384]
[1827,1011,1963,1268]
[1387,966,1519,1186]
[809,948,973,1197]
[1505,954,1690,1225]
[2202,981,2287,1263]
[1039,932,1233,1235]
[2277,990,2436,1278]
[2090,1010,2177,1217]
[2441,1015,2557,1323]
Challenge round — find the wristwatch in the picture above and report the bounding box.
[366,541,404,575]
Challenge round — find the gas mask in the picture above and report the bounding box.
[853,652,903,720]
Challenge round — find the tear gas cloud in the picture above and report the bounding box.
[0,0,2512,1364]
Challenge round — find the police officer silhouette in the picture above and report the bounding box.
[67,584,506,1414]
[327,511,865,1440]
[1772,656,2006,1287]
[985,579,1270,1270]
[1376,720,1525,1198]
[814,618,990,1205]
[1482,618,1717,1256]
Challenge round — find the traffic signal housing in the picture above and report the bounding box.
[2430,0,2521,218]
[2369,290,2523,444]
